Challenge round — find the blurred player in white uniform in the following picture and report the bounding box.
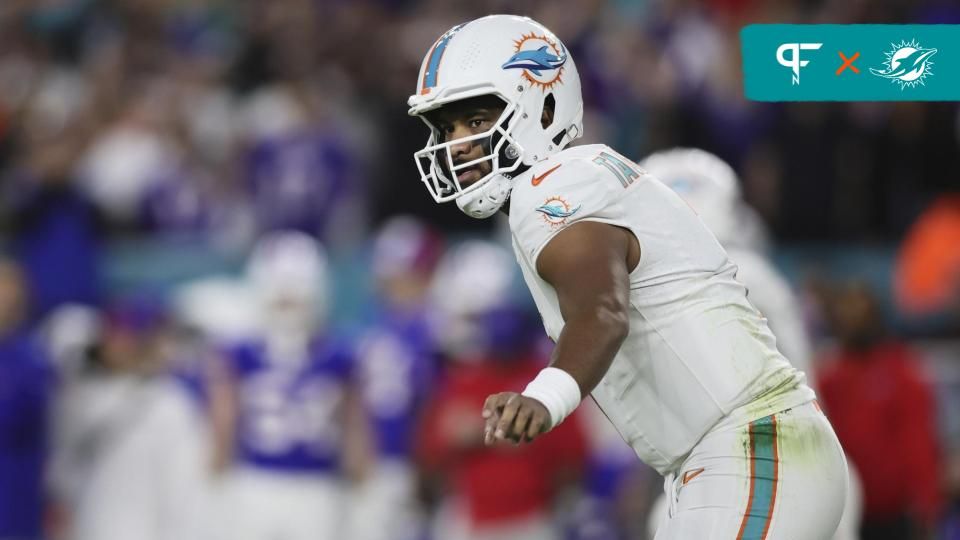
[641,148,863,540]
[47,301,209,540]
[209,232,366,540]
[639,149,813,392]
[406,15,848,539]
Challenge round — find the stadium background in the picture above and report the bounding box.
[0,0,958,539]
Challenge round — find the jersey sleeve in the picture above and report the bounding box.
[319,336,357,382]
[216,341,251,376]
[510,152,644,267]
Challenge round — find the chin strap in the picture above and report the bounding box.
[456,173,514,219]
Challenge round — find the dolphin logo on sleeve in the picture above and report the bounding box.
[536,196,581,227]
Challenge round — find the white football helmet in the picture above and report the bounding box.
[428,240,517,358]
[247,231,330,337]
[639,148,743,247]
[408,14,584,219]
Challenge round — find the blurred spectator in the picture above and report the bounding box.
[0,260,54,540]
[3,69,102,323]
[48,296,209,540]
[239,80,365,249]
[77,85,182,229]
[418,241,587,540]
[0,0,955,246]
[347,217,443,540]
[895,193,960,323]
[817,281,943,540]
[208,232,368,540]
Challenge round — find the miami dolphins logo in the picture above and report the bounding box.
[502,33,567,90]
[870,39,937,89]
[536,196,580,227]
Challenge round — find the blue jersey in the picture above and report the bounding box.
[244,128,353,239]
[358,309,437,460]
[0,330,53,538]
[140,167,213,236]
[224,337,354,473]
[10,179,101,322]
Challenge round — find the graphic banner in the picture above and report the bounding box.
[741,25,960,101]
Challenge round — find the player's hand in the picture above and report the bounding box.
[481,392,550,446]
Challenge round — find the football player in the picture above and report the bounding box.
[209,232,365,540]
[418,240,586,540]
[346,216,443,540]
[407,15,847,539]
[639,149,814,384]
[641,148,864,540]
[0,261,53,540]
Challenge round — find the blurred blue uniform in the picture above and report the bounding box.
[225,337,354,473]
[10,179,102,323]
[139,168,212,237]
[359,309,436,461]
[342,308,437,540]
[0,329,53,539]
[244,129,353,240]
[567,452,642,540]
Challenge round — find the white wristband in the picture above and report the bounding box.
[521,367,582,430]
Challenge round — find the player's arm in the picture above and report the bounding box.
[206,353,238,474]
[340,383,373,483]
[484,220,637,445]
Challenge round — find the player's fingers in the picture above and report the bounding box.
[482,392,511,418]
[482,393,510,445]
[494,395,522,441]
[524,407,549,442]
[481,393,501,418]
[509,405,534,443]
[484,411,502,446]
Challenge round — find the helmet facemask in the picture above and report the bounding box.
[413,96,525,207]
[408,16,585,218]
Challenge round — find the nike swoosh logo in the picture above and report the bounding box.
[682,467,705,485]
[531,164,562,186]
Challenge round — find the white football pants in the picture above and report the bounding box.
[653,401,848,540]
[224,468,345,540]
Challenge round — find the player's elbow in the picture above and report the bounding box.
[593,299,630,344]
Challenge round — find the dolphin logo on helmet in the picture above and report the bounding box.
[502,45,567,76]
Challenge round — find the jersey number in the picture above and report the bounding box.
[242,373,344,456]
[593,151,640,188]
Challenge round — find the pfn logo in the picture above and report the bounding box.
[776,42,822,85]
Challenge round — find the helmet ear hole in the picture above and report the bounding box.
[540,93,556,129]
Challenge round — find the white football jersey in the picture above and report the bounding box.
[724,247,815,390]
[508,144,813,474]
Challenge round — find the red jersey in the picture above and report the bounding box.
[418,356,587,528]
[817,341,943,526]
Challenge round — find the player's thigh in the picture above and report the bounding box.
[654,507,744,540]
[226,472,284,540]
[765,406,848,539]
[227,470,344,540]
[652,463,747,540]
[832,461,863,540]
[656,403,847,540]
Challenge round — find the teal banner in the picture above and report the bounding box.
[741,25,960,101]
